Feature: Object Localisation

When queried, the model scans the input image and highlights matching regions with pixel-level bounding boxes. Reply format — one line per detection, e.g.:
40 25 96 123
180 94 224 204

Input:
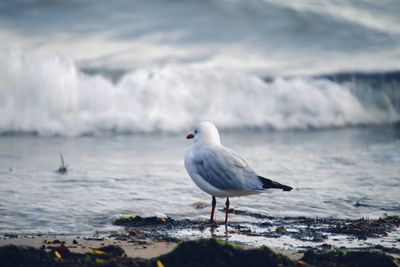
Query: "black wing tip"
258 176 293 192
282 185 293 191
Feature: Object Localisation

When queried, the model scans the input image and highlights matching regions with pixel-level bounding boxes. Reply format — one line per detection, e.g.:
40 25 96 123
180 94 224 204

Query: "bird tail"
258 176 292 191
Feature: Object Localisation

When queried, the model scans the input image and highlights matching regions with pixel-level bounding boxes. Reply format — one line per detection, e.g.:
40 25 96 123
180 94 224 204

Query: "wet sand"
0 236 398 267
0 235 176 259
0 234 306 260
0 214 399 266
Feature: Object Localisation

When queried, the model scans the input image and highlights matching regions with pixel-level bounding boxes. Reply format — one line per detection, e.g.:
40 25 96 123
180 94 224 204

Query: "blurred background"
1 0 399 134
0 0 399 236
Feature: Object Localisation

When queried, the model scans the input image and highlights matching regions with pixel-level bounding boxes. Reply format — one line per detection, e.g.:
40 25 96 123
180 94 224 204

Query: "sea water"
0 126 399 234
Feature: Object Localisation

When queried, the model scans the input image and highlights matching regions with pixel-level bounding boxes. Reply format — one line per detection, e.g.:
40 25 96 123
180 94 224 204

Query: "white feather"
185 122 263 198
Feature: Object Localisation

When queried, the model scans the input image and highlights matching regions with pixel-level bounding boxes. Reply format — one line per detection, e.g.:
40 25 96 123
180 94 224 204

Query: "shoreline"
1 215 399 266
0 235 398 267
0 235 177 259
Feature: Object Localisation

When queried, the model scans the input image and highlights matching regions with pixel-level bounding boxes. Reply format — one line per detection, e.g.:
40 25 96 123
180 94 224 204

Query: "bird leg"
210 196 216 222
224 197 230 225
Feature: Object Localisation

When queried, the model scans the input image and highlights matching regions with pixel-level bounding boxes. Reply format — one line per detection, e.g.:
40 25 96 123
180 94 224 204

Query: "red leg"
210 196 216 222
225 197 230 225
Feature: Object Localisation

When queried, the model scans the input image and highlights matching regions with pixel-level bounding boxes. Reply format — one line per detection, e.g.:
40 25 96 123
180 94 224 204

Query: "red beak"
186 133 194 139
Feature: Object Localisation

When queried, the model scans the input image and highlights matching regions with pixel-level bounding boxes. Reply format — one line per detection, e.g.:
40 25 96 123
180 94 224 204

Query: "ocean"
0 0 399 236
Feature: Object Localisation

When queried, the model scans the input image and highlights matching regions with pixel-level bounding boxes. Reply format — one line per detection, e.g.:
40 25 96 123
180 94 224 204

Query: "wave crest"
0 48 398 136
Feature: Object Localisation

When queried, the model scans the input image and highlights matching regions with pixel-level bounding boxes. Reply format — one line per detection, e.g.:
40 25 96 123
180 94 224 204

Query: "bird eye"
194 129 198 134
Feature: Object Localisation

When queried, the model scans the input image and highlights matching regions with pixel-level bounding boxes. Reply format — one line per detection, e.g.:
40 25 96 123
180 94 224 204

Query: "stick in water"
57 153 68 174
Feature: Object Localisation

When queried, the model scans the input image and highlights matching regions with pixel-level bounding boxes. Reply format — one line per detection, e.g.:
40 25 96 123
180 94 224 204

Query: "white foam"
0 48 398 136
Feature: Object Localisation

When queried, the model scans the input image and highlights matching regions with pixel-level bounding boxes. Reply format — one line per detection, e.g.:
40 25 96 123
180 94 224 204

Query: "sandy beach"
0 233 309 259
0 234 398 266
1 215 399 266
0 235 176 259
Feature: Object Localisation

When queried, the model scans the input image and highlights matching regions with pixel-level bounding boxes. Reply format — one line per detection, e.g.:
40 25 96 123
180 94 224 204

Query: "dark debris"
111 213 400 244
1 239 398 267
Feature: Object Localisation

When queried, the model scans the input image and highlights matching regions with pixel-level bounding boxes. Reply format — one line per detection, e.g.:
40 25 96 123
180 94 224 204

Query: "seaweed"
113 215 175 227
302 248 399 267
112 213 400 244
0 244 145 267
157 239 296 267
1 239 398 267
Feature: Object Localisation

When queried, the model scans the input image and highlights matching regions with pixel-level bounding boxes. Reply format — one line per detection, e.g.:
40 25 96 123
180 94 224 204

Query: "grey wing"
193 146 263 191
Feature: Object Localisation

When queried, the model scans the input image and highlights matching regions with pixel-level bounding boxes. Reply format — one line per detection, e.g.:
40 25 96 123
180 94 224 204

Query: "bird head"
186 121 221 145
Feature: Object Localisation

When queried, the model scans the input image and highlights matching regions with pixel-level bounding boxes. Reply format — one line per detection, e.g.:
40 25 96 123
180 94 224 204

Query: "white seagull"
184 122 292 225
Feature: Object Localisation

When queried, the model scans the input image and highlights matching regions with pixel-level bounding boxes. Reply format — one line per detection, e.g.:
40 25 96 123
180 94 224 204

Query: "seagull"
184 122 292 225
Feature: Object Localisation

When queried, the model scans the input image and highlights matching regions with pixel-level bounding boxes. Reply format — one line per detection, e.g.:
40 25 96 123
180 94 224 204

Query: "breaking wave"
0 48 399 136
